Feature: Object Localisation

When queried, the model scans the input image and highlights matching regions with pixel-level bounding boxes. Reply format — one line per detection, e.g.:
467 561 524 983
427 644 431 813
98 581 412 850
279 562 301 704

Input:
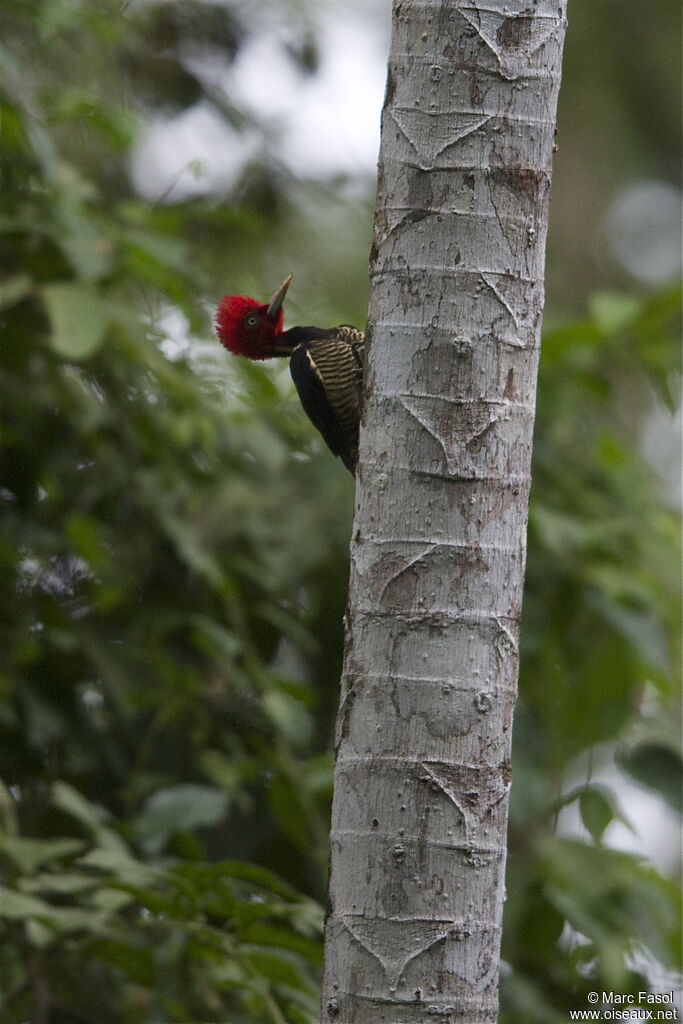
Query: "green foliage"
0 783 322 1023
1 3 349 1019
503 291 682 1021
0 1 680 1022
521 290 681 769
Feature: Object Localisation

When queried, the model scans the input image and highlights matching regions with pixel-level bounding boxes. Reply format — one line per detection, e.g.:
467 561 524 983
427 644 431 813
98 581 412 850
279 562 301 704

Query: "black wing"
289 335 363 473
290 343 350 469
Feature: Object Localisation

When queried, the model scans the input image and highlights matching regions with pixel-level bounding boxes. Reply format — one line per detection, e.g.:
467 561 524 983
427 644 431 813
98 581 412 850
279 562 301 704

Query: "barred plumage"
290 331 365 473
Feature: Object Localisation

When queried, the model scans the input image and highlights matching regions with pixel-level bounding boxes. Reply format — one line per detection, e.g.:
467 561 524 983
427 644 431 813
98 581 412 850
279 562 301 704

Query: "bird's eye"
246 314 258 327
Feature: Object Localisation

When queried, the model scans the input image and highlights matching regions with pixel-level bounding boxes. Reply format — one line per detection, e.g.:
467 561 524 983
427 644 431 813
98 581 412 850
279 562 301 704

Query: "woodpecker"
215 275 364 474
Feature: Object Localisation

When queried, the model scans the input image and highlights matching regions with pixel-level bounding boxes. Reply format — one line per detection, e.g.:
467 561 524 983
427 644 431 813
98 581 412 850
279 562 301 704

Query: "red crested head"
215 275 293 360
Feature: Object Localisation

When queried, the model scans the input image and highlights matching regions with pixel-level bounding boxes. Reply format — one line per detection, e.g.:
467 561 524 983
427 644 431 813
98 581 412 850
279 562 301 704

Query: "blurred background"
0 1 680 1022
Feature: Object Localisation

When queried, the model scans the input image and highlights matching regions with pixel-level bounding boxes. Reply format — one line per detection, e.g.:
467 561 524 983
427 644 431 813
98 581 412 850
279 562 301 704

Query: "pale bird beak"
266 274 293 319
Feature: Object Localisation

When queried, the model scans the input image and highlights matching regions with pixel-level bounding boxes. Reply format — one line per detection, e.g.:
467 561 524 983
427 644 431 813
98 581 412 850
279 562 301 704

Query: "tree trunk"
321 2 567 1022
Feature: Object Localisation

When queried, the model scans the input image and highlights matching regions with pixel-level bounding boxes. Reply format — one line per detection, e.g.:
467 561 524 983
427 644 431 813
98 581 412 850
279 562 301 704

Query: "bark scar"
390 109 492 170
460 7 559 79
481 273 522 330
494 620 518 660
420 761 513 843
420 762 474 840
399 395 506 476
342 915 458 989
377 544 436 604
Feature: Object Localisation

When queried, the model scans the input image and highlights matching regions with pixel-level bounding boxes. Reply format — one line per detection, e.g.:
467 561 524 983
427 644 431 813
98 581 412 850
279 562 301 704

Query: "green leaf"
134 785 229 855
587 587 671 677
26 918 55 948
589 292 641 334
242 948 311 991
89 938 155 986
66 514 106 569
20 871 96 895
618 743 683 813
49 92 135 152
502 881 565 969
52 782 129 855
0 836 84 874
0 889 109 939
43 282 111 358
0 273 33 309
263 690 312 747
76 847 157 886
501 971 569 1024
174 860 302 903
90 887 134 912
579 786 615 842
268 775 312 854
542 838 680 976
240 922 323 966
0 887 52 919
52 781 110 829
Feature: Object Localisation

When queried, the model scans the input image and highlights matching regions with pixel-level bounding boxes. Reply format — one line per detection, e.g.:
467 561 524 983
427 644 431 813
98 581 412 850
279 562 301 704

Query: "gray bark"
321 2 567 1023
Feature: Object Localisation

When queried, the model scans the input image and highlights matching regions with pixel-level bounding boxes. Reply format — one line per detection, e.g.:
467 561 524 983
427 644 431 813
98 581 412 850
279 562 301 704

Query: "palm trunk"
321 1 568 1022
